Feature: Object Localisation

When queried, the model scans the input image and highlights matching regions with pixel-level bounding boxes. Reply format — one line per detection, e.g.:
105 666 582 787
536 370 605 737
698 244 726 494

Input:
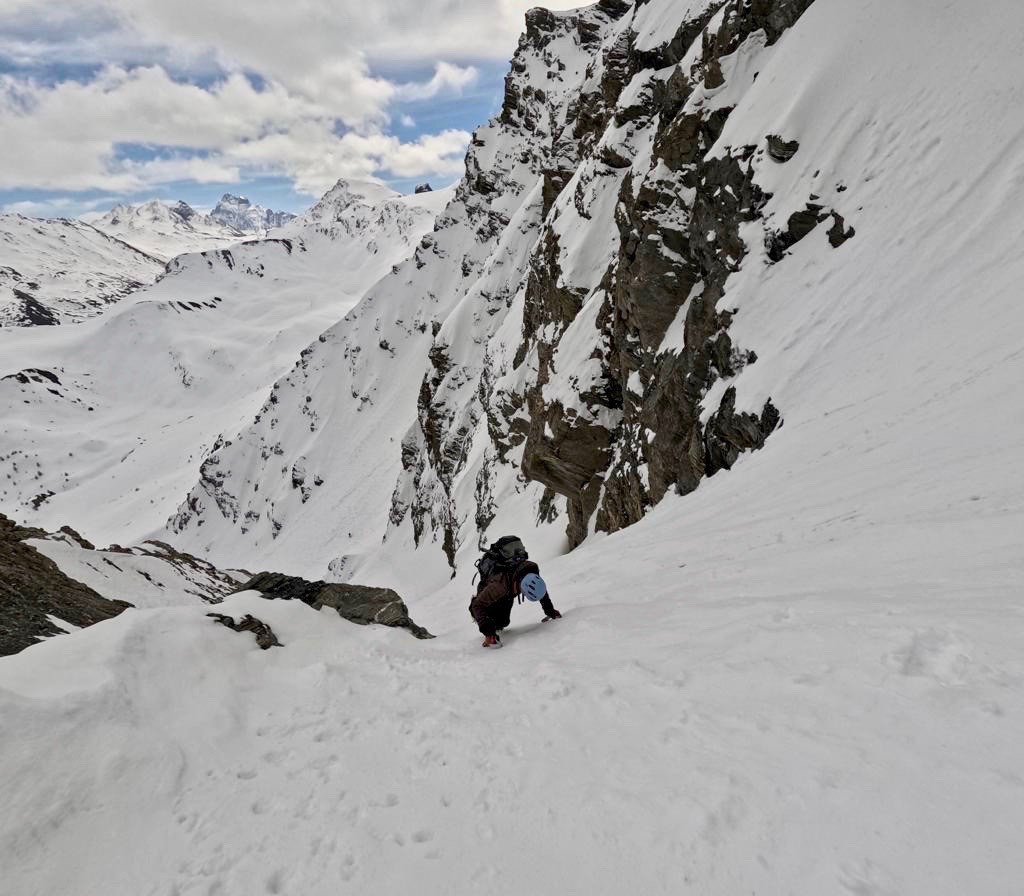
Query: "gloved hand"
542 609 562 622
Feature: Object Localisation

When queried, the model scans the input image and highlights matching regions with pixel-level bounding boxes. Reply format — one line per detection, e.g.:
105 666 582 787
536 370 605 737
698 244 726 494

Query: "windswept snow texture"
0 214 163 325
0 182 448 544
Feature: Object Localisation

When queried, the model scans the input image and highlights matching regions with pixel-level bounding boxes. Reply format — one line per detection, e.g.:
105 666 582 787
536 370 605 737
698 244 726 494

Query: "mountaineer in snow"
469 535 561 648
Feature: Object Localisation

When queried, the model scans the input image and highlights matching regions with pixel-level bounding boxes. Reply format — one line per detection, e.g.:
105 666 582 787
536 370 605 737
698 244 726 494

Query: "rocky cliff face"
398 0 822 554
519 0 817 546
169 0 851 585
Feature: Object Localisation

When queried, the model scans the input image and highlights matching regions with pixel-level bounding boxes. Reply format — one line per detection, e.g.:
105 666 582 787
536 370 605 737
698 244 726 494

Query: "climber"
469 535 561 648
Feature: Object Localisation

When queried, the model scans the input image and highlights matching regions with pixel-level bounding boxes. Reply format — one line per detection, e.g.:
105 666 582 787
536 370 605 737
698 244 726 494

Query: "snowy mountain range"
0 179 450 545
0 194 300 327
207 192 296 233
92 194 296 262
2 0 1024 893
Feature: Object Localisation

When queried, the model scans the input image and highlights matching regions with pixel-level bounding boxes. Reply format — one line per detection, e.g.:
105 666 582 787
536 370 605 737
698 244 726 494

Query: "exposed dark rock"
414 183 433 194
171 200 198 222
58 526 95 550
2 367 61 387
237 571 433 639
766 134 800 162
542 164 575 217
0 513 132 657
827 211 856 248
703 387 781 474
510 0 823 546
135 540 246 601
207 612 281 649
387 0 817 561
635 1 726 70
766 201 829 261
13 290 59 326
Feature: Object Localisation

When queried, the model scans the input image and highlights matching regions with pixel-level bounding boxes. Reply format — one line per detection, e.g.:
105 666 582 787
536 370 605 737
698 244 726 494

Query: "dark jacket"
469 559 557 636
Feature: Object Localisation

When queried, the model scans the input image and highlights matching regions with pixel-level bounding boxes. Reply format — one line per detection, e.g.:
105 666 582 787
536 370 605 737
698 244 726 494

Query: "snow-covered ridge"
0 193 301 327
164 0 627 579
0 214 163 326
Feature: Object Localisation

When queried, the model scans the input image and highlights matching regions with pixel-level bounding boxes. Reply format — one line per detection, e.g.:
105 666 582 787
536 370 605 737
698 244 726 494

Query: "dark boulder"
237 572 433 639
766 134 800 163
207 612 281 649
827 211 856 248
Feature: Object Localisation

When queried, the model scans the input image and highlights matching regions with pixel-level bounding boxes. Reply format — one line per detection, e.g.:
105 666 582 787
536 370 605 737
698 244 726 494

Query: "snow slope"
0 214 163 326
0 466 1020 895
0 182 447 543
26 531 244 609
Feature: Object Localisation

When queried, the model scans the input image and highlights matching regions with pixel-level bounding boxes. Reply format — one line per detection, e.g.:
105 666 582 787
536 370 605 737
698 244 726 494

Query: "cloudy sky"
0 0 580 218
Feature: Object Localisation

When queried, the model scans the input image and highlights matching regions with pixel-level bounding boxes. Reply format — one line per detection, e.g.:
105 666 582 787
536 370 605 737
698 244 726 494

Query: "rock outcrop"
207 611 282 649
518 0 818 544
408 0 816 550
238 572 433 639
0 513 132 657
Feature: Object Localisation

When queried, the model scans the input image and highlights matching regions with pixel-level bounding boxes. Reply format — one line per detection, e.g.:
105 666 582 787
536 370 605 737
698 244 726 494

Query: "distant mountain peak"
209 194 294 234
170 200 198 222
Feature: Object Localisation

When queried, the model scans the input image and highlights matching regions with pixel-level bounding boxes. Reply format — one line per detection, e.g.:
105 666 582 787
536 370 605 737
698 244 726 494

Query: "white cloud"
0 64 473 194
222 124 471 195
382 130 471 178
0 0 583 199
396 62 479 102
1 196 118 218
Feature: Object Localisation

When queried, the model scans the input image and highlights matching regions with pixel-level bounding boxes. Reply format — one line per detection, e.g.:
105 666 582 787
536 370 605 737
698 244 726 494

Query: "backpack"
474 535 528 592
